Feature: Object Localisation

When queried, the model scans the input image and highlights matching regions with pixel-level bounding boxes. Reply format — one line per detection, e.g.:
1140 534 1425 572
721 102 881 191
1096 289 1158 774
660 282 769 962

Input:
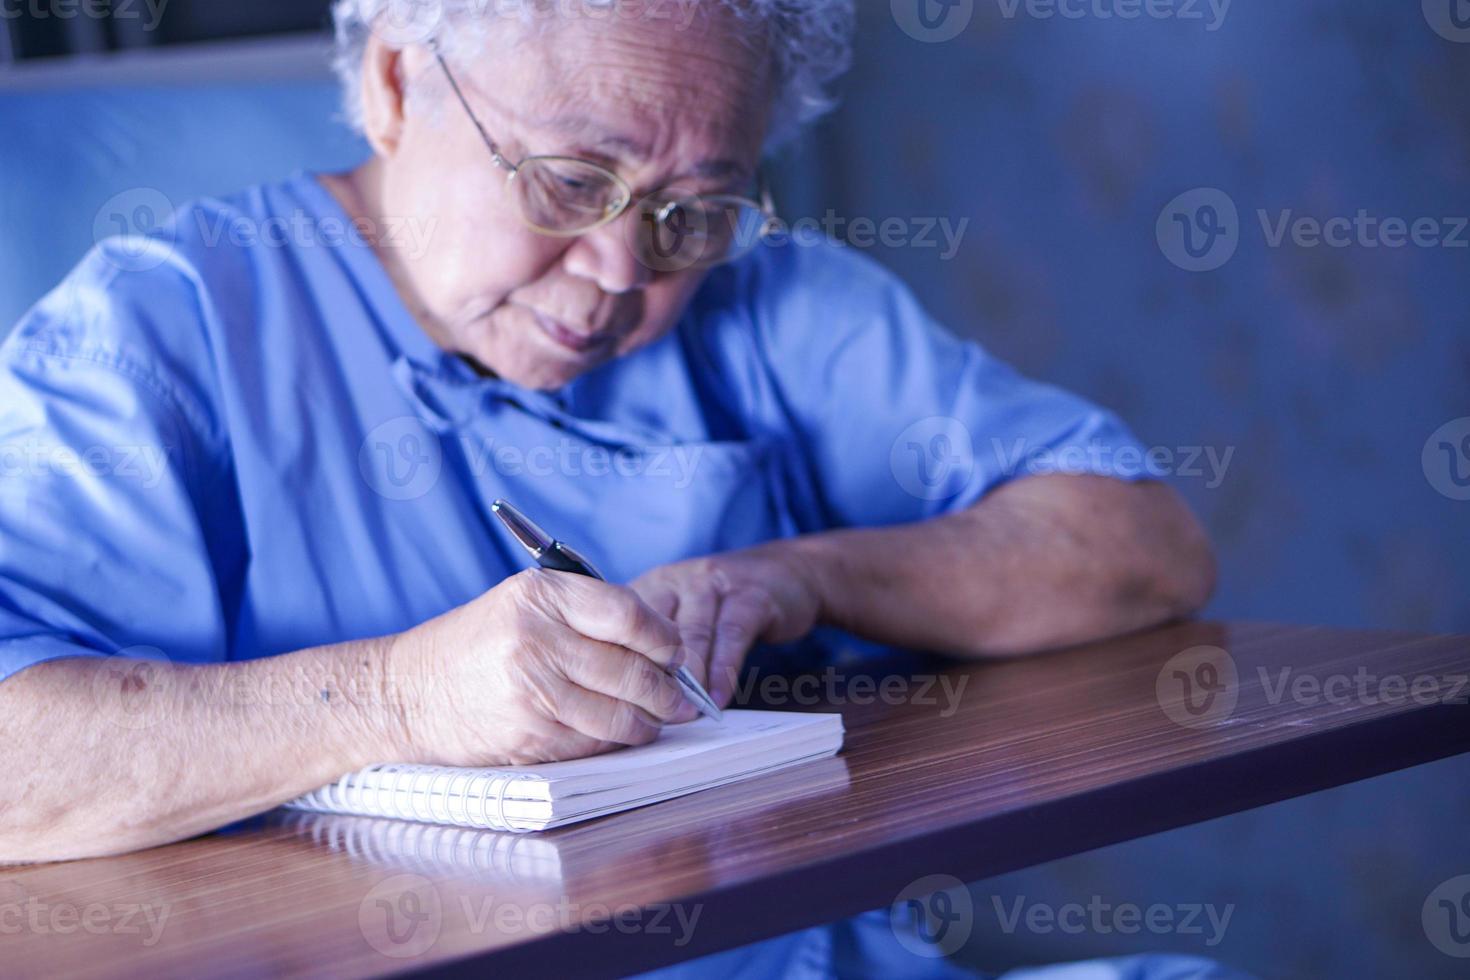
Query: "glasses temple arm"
433 51 518 175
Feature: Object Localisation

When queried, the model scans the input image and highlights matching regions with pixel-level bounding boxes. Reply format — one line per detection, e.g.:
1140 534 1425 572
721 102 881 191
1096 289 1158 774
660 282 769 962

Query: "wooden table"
4 621 1468 978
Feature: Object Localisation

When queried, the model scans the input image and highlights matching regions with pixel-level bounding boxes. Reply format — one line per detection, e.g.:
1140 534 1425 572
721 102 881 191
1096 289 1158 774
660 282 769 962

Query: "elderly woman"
0 0 1230 976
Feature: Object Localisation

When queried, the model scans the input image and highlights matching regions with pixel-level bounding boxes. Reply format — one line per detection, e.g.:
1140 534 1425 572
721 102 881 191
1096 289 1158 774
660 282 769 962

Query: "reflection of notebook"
274 810 567 881
287 711 844 833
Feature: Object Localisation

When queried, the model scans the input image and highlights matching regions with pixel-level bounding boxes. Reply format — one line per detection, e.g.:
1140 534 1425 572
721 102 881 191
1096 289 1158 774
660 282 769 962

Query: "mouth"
529 309 617 355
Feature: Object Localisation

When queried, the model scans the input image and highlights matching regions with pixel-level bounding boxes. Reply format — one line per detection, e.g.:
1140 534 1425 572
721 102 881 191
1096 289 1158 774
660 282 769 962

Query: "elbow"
1146 494 1218 621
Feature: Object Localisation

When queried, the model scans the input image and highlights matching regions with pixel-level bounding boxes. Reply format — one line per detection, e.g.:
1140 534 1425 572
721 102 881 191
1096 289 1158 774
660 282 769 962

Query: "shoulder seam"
7 340 218 452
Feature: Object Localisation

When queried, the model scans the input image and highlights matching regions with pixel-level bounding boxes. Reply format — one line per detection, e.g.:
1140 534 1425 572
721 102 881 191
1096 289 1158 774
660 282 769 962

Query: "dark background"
0 0 331 59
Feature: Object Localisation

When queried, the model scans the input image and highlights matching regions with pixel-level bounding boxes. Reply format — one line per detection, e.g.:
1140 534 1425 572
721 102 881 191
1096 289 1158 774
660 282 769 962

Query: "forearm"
0 637 409 863
786 475 1216 659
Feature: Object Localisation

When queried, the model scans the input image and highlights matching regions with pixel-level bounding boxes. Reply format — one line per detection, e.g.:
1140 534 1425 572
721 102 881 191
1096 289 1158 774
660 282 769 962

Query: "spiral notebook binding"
288 765 543 833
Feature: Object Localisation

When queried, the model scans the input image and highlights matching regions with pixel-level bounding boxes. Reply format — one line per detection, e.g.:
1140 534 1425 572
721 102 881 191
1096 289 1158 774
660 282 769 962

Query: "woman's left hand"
631 543 824 720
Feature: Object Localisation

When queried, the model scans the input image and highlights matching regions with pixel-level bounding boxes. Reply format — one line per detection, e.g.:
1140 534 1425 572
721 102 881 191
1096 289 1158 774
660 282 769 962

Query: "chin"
484 348 605 392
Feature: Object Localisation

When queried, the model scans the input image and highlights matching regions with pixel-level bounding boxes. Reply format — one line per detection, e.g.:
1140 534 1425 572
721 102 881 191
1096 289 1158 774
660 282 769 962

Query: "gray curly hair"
330 0 855 152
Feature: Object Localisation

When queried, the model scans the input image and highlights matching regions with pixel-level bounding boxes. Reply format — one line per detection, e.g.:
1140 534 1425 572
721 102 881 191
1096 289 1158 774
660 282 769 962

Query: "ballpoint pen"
491 498 725 722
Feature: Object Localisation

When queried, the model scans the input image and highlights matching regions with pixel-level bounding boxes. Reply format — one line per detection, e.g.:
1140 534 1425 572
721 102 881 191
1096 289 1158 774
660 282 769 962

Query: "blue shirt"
0 174 1146 681
0 173 1234 980
0 171 1146 681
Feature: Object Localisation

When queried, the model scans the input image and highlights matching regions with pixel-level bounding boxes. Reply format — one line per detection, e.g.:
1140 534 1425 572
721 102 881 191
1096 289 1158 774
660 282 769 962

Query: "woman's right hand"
387 569 688 767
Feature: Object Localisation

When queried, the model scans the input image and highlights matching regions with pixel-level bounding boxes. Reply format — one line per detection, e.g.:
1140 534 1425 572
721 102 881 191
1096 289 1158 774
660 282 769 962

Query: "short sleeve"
741 241 1150 529
0 245 241 683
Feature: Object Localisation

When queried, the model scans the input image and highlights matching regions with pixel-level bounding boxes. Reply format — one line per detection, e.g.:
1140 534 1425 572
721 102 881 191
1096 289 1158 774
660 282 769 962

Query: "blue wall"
790 0 1469 637
778 2 1466 976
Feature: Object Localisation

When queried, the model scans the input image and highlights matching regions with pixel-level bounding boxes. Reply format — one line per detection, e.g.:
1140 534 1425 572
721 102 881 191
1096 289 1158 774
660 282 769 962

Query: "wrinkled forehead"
443 7 775 176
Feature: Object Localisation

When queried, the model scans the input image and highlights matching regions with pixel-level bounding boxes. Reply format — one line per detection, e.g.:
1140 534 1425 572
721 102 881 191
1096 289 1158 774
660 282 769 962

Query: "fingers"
528 570 683 669
634 580 679 621
709 592 776 706
552 632 686 723
669 586 720 722
556 682 664 748
506 718 618 767
671 587 718 683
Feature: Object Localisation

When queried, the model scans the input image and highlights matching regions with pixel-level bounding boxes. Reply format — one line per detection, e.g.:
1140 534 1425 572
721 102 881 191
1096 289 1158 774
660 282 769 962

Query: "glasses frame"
432 51 779 264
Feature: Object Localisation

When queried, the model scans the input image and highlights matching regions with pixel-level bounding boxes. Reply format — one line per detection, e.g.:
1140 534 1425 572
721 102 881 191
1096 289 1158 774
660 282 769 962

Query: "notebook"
274 757 854 880
286 710 844 833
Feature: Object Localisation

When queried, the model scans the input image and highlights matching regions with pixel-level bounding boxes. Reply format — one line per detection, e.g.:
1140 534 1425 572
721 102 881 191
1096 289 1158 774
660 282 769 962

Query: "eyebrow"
542 116 751 183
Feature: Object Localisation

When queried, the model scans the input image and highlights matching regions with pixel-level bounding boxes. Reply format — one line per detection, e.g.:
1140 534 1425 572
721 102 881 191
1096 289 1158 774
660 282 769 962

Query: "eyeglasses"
433 52 780 270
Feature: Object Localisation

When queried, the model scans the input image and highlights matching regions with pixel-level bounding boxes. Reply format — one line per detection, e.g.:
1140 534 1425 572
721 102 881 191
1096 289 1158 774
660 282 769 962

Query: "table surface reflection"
4 621 1468 978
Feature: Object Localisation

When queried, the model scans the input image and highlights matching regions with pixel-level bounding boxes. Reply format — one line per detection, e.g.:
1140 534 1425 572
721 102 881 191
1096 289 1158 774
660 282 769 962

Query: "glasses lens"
636 194 770 271
514 157 628 234
703 197 771 264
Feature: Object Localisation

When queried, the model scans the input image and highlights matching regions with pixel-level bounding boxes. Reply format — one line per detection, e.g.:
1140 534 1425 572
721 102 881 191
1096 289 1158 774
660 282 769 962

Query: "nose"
561 210 655 295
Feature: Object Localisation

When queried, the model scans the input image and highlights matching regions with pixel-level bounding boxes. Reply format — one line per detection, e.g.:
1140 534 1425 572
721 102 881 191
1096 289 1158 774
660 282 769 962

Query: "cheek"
385 126 560 310
416 206 565 317
619 273 709 351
